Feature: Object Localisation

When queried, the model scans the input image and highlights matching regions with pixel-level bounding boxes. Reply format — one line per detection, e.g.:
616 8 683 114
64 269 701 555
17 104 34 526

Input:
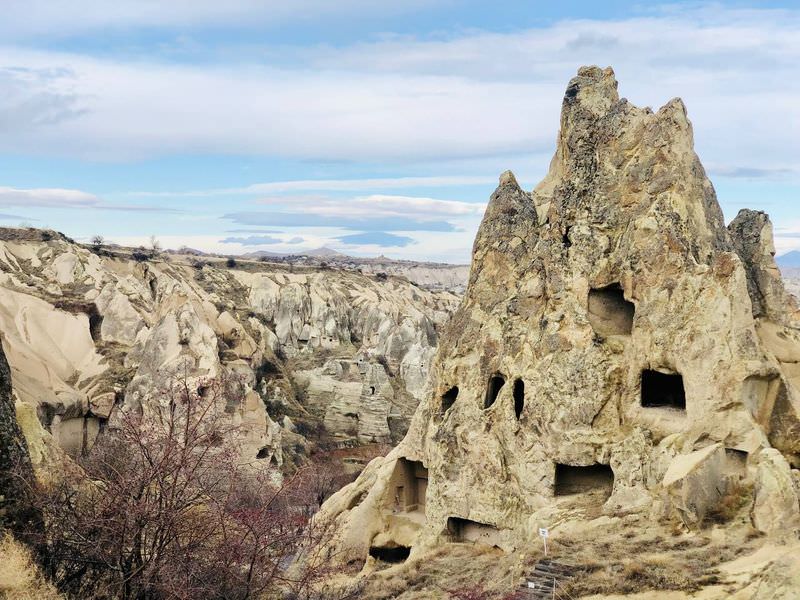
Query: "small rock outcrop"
0 336 40 538
318 67 800 571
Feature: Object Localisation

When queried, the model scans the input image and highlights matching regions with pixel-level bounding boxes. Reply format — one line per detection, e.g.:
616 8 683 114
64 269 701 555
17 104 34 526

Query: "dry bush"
357 544 518 600
705 481 754 524
29 370 352 600
0 534 62 600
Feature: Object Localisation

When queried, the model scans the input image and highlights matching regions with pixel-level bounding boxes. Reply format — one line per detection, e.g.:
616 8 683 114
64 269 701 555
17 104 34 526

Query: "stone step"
535 561 575 573
528 569 572 579
513 559 579 599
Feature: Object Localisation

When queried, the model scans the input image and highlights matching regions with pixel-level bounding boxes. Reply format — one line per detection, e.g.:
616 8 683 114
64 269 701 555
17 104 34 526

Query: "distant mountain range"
242 247 345 259
777 251 800 268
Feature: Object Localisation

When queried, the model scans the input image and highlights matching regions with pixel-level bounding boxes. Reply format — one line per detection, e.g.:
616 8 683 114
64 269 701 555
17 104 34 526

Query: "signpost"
539 527 549 557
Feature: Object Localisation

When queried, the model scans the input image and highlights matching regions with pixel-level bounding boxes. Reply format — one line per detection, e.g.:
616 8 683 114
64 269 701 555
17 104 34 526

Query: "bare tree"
30 372 355 600
90 235 104 251
149 235 162 256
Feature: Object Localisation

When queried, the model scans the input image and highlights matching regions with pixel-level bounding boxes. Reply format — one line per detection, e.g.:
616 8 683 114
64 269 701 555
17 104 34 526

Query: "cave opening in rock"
588 284 634 336
441 386 459 413
369 545 411 563
88 311 103 343
387 458 428 513
554 463 614 497
484 374 505 409
725 448 748 474
255 359 281 384
446 517 502 546
513 379 524 419
641 369 686 409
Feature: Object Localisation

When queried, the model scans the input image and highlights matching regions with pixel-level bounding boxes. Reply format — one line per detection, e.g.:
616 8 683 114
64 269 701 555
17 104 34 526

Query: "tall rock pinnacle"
316 66 800 573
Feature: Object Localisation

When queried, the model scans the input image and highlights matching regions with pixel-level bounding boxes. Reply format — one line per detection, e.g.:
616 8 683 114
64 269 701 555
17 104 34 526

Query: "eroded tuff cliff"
317 67 800 598
0 336 40 538
0 229 458 469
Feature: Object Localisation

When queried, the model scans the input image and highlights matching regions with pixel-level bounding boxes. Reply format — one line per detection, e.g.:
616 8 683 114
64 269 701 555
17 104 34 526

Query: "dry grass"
351 511 767 598
358 544 520 600
0 534 62 600
332 486 768 599
552 516 760 598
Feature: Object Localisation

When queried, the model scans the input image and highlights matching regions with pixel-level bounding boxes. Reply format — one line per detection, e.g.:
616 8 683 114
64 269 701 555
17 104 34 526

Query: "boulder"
751 448 800 534
662 443 726 525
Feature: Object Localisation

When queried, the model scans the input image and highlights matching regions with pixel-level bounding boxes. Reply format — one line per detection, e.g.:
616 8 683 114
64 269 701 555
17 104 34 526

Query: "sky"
0 0 798 263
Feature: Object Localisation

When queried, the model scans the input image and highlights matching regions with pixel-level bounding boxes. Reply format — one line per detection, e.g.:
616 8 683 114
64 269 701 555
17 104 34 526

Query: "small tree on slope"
30 370 354 600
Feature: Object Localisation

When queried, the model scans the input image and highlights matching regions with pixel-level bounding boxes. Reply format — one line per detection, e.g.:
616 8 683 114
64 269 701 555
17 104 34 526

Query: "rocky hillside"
241 249 470 294
0 227 459 470
779 267 800 300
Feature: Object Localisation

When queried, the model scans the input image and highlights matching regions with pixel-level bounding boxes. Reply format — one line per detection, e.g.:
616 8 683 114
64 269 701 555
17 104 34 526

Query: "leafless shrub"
28 372 354 600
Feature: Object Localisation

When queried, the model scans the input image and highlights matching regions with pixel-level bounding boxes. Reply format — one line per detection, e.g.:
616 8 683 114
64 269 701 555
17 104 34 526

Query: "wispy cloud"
0 6 798 173
221 233 318 247
127 176 498 197
0 186 98 207
0 212 32 221
0 3 798 264
224 228 284 234
253 194 485 217
220 234 285 245
223 193 484 233
0 66 87 133
708 166 795 179
337 231 415 247
223 212 457 232
0 186 180 212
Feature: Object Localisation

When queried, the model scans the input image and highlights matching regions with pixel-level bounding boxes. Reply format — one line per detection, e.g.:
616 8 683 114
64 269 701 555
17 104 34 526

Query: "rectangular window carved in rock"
446 517 502 547
554 463 614 498
588 284 635 336
387 458 428 513
641 369 686 409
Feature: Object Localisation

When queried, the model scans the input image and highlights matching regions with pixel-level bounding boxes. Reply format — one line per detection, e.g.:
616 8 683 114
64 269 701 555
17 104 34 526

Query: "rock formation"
0 228 458 466
0 336 41 539
317 66 800 579
241 250 471 294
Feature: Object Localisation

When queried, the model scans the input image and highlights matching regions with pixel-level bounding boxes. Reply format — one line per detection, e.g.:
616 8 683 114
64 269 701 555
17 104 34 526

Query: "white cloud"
0 186 99 207
107 228 476 262
0 49 552 162
0 186 179 212
128 176 498 197
254 194 485 218
0 6 798 174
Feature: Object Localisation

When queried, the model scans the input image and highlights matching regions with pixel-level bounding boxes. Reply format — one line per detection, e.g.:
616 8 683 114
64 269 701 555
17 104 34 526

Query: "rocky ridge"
241 249 470 293
315 67 800 598
0 228 459 469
